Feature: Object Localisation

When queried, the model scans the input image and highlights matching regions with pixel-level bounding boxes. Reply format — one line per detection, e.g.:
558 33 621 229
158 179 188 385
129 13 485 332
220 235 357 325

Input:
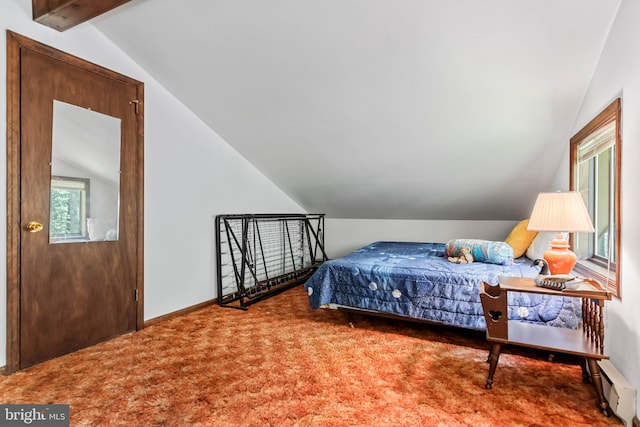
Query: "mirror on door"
49 100 121 243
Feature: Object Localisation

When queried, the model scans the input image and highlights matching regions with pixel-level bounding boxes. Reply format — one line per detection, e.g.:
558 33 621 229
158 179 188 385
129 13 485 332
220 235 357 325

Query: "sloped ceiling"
92 0 620 220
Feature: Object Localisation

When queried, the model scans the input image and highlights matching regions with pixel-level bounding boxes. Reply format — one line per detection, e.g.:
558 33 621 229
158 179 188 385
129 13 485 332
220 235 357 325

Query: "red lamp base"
543 233 577 275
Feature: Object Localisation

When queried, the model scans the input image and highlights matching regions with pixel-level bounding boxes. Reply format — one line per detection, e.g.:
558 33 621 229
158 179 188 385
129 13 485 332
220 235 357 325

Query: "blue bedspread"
306 241 581 330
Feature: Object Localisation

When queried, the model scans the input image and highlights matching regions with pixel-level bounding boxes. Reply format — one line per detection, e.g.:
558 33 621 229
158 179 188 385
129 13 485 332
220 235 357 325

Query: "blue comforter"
306 241 581 330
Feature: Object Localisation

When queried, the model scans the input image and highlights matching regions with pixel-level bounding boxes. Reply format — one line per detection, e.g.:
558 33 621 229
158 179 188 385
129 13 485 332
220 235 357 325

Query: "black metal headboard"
215 213 327 309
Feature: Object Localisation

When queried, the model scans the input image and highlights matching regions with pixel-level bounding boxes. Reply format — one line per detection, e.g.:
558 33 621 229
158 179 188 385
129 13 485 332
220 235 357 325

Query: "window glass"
50 176 90 241
570 98 621 296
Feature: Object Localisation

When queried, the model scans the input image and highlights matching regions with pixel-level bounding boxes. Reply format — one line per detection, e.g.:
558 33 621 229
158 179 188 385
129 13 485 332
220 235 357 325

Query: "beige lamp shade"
527 192 595 233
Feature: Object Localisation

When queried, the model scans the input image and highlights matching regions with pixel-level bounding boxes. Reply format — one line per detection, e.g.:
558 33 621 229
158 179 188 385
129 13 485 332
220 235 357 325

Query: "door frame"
5 31 144 374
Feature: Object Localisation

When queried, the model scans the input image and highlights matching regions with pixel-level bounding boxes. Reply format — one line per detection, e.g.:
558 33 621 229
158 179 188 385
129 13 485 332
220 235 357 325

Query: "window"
570 98 621 296
49 176 90 241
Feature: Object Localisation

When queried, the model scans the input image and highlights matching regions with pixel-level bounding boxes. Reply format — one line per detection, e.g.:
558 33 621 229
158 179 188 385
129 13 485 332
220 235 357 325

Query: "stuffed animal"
448 246 474 264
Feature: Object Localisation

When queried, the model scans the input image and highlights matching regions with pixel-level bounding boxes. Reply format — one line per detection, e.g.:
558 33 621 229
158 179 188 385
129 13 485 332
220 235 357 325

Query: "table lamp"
527 192 595 275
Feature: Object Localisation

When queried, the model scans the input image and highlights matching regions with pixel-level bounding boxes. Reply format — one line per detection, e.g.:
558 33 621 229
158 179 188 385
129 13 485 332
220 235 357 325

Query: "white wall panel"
326 218 517 258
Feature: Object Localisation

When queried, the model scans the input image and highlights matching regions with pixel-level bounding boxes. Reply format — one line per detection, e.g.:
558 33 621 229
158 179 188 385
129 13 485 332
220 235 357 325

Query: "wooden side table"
479 276 612 415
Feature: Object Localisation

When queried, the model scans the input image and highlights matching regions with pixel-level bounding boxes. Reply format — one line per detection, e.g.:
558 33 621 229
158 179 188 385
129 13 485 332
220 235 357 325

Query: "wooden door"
6 32 144 371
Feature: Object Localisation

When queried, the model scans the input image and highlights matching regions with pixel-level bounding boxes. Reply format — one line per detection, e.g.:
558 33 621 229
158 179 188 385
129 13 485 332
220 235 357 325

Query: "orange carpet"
0 286 622 426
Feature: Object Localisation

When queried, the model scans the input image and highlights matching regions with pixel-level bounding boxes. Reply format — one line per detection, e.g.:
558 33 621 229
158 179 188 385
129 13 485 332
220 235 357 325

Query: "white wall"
326 218 518 258
0 0 304 367
554 0 640 416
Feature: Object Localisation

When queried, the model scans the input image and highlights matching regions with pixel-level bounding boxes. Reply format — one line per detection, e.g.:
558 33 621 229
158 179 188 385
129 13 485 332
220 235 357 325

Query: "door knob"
25 221 44 233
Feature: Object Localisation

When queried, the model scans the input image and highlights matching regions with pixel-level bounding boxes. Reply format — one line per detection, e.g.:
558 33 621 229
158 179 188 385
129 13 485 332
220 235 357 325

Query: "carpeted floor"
0 285 622 426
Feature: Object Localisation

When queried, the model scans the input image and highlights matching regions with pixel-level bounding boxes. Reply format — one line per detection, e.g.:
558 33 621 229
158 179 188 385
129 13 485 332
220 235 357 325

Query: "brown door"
8 33 144 370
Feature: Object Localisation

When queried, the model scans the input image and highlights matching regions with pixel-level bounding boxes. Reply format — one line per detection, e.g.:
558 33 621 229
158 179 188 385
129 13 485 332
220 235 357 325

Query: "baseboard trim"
144 298 217 327
633 415 639 427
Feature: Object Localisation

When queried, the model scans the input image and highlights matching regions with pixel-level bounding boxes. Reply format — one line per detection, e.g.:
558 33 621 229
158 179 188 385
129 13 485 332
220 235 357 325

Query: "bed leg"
344 311 355 328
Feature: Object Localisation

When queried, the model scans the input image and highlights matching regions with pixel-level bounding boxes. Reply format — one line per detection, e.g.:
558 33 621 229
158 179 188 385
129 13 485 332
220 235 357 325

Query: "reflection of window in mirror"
51 100 122 244
50 176 90 242
570 98 621 296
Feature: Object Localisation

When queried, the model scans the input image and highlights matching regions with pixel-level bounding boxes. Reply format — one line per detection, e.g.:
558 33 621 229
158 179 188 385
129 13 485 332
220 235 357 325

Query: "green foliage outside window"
50 189 83 236
49 177 89 239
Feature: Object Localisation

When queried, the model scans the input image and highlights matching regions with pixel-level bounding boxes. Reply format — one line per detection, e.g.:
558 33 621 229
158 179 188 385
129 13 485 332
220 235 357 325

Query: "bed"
305 241 582 331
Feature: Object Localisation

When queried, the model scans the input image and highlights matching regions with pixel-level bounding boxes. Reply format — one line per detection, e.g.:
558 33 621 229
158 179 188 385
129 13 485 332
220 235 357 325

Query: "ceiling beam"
32 0 131 32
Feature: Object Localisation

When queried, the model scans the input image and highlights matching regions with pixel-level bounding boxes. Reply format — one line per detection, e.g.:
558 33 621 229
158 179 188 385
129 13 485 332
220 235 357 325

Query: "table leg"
579 358 591 384
586 358 610 416
485 342 502 389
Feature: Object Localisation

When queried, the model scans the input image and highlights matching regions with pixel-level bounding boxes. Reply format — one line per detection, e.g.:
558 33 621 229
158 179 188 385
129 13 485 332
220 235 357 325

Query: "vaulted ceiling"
91 0 620 220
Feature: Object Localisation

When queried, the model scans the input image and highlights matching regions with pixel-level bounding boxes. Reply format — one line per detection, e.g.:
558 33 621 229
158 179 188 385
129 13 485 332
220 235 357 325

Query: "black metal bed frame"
215 213 328 310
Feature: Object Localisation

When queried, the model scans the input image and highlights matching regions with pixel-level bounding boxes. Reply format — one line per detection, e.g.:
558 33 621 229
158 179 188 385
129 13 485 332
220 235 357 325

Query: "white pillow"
87 218 116 241
526 232 568 260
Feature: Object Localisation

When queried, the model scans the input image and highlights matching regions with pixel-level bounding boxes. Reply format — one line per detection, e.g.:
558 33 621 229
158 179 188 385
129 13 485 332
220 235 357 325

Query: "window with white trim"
49 176 90 241
570 98 621 296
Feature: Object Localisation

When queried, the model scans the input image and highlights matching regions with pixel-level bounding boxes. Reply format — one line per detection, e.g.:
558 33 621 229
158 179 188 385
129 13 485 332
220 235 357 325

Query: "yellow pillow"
505 219 538 258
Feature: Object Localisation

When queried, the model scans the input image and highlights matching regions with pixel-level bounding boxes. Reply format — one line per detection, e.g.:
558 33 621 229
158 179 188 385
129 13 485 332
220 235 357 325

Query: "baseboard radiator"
215 213 328 309
598 360 637 426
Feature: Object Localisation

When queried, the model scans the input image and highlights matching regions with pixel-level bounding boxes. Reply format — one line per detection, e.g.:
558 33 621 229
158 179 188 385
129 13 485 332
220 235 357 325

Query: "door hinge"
134 289 139 301
129 99 140 114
